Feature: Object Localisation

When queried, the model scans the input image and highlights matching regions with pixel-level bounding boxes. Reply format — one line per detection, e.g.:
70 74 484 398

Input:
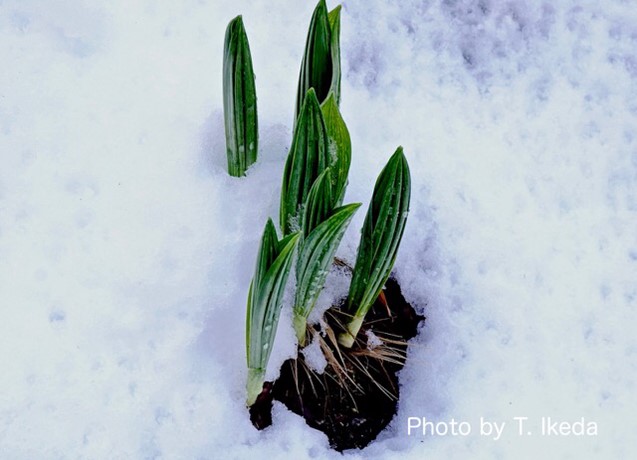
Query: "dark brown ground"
249 277 424 451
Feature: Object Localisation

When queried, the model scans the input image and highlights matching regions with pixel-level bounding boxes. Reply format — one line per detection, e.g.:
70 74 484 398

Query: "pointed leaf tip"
295 0 333 120
280 85 330 235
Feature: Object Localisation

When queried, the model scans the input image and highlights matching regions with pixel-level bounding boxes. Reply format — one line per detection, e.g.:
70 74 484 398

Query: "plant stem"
337 315 364 348
293 313 308 346
246 367 265 406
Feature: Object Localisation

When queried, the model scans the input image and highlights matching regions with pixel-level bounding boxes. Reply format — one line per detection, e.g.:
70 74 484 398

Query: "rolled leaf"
246 219 300 405
302 168 334 237
223 15 258 177
320 92 351 206
294 0 332 121
293 202 361 344
280 88 330 235
327 6 342 104
339 147 411 347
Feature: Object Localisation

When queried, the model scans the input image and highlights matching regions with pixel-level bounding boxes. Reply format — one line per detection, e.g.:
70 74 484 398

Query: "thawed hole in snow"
249 277 424 451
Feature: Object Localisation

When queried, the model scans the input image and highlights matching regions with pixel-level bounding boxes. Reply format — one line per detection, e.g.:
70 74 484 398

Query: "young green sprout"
327 6 342 104
246 219 300 406
295 0 342 121
320 92 350 207
237 1 411 414
280 88 330 236
223 15 258 177
281 87 355 345
338 148 411 348
293 168 360 345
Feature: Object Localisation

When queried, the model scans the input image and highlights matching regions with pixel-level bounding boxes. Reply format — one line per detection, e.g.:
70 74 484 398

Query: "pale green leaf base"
337 315 364 348
246 368 265 406
293 313 308 347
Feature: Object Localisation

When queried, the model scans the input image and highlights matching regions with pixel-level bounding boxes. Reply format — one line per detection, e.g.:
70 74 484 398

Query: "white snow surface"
1 0 636 458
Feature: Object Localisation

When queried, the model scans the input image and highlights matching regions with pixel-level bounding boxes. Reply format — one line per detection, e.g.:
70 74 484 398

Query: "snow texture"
1 0 636 458
300 333 327 374
365 330 383 350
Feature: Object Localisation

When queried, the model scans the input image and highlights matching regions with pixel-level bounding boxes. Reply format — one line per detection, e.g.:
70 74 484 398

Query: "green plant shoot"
338 148 411 348
302 168 335 237
327 5 342 104
287 92 354 344
223 15 258 177
280 88 330 235
295 0 342 121
320 92 350 207
246 219 300 405
293 170 361 344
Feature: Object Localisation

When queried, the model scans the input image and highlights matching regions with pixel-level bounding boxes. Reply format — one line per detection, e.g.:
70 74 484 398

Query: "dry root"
294 307 411 404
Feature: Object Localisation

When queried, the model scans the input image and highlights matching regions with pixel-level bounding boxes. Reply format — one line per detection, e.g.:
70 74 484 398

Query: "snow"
365 330 383 350
301 333 328 374
1 0 636 458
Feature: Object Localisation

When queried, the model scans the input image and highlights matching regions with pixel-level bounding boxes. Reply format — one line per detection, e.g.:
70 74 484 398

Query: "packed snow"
1 0 636 458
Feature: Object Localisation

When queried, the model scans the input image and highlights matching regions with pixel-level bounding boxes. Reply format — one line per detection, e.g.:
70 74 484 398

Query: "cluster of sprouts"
221 1 411 407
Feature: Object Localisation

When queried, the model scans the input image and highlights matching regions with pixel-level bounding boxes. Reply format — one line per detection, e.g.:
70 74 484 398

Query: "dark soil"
249 277 424 451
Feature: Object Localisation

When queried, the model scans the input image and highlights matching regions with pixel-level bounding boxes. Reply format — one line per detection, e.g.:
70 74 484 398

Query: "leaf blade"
327 5 342 104
223 15 258 177
295 0 332 121
293 203 361 343
320 92 351 206
339 148 411 347
302 168 334 237
246 220 300 405
280 89 330 235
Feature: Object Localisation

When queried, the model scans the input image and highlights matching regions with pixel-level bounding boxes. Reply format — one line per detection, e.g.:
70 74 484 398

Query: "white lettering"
514 416 528 435
407 417 421 435
406 417 471 436
480 417 506 440
542 417 599 436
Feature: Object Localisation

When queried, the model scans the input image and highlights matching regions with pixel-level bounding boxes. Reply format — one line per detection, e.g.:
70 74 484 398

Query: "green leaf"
280 88 330 235
246 219 300 405
320 92 351 206
302 168 334 237
295 0 332 121
327 6 342 105
293 202 361 344
223 15 258 177
251 218 278 293
339 147 411 347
